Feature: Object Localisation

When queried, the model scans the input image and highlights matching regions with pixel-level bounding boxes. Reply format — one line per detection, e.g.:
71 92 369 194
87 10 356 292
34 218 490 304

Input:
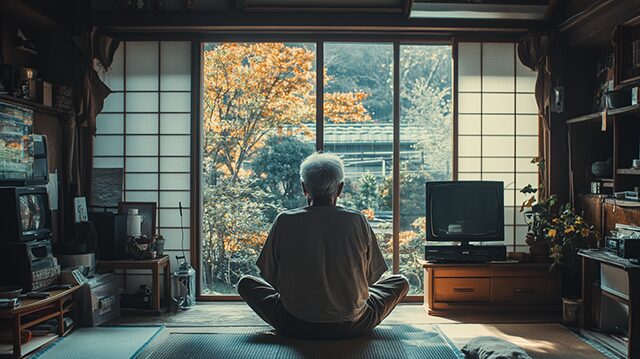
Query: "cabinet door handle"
514 288 534 294
453 288 475 293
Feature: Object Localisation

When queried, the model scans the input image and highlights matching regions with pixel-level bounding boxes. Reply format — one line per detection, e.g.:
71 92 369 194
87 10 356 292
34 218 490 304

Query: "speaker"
88 212 127 260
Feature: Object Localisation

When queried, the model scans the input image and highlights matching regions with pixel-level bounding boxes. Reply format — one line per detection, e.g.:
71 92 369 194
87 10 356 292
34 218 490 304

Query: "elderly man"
238 152 409 339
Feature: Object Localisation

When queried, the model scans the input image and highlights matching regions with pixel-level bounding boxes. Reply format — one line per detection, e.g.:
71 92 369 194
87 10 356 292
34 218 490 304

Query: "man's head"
299 152 345 204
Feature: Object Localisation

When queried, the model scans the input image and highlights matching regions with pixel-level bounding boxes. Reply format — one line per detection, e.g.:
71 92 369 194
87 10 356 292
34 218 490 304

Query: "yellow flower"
564 226 575 234
548 229 557 238
581 228 590 237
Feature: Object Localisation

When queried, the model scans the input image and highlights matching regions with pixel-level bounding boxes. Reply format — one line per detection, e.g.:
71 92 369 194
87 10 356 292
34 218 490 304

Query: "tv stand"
425 243 506 263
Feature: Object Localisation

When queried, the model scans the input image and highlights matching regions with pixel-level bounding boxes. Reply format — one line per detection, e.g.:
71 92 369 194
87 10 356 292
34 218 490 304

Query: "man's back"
257 206 387 323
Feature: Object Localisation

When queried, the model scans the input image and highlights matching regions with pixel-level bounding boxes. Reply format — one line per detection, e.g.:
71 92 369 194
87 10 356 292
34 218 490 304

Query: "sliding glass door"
200 41 454 297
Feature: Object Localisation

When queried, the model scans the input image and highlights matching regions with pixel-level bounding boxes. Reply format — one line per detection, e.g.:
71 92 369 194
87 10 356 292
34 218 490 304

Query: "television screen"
19 193 47 232
426 181 504 242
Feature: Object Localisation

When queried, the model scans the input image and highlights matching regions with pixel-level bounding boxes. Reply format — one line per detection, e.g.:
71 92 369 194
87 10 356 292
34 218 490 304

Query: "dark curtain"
63 27 119 240
517 31 552 199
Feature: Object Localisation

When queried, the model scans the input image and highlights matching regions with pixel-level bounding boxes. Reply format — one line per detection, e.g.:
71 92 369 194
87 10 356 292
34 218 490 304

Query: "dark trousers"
237 274 410 340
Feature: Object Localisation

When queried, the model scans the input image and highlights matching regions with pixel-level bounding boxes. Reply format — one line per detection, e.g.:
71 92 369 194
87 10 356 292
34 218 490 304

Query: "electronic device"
0 186 52 243
89 211 127 260
0 298 19 309
424 244 507 263
28 134 48 185
605 224 640 261
0 239 60 292
424 181 506 263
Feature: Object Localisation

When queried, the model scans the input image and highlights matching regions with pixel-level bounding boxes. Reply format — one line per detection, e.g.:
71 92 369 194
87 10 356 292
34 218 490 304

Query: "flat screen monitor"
426 181 504 243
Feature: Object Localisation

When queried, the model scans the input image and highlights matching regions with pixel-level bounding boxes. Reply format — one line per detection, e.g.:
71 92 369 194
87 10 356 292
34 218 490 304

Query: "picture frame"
118 201 156 238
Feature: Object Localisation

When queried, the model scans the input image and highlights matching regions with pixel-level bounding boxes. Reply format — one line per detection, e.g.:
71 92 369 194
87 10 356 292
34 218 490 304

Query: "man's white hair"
300 152 345 198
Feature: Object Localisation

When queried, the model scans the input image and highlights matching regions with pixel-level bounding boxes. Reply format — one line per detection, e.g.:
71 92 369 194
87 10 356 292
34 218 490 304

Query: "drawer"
434 278 490 302
492 277 557 304
434 268 491 278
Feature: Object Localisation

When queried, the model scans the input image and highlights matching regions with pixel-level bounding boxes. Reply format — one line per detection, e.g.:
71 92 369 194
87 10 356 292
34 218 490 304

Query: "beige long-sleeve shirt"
256 206 388 323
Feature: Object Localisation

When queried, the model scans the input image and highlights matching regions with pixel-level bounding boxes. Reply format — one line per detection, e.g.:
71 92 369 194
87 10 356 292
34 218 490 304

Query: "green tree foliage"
252 135 315 220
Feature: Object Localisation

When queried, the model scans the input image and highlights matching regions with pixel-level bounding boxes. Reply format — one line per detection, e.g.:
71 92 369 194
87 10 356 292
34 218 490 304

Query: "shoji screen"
456 42 538 252
95 41 192 279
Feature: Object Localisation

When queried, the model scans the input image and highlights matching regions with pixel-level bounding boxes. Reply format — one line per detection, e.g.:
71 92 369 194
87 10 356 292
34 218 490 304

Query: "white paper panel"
93 157 124 169
515 226 529 245
458 115 481 135
160 157 191 172
482 136 514 157
483 115 514 135
516 59 536 93
482 93 514 114
126 114 158 134
515 189 530 207
125 191 159 203
160 114 191 134
458 157 481 172
126 158 158 172
126 93 158 112
160 191 190 208
458 136 481 157
482 157 514 172
458 43 481 92
94 136 124 156
160 135 190 156
106 44 124 91
516 115 538 135
458 93 481 114
160 92 191 112
515 136 538 157
160 173 190 190
504 189 516 206
159 209 190 228
125 174 158 190
160 42 191 91
504 225 514 245
516 157 538 172
482 43 515 92
458 172 481 180
160 229 191 250
126 42 159 91
96 114 124 135
103 93 124 113
516 173 538 190
126 136 158 156
515 210 527 225
483 173 514 187
504 206 515 226
516 94 538 114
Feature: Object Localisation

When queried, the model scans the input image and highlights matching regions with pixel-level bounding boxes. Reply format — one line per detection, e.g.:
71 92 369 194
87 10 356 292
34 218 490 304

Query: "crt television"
0 186 52 242
426 181 504 244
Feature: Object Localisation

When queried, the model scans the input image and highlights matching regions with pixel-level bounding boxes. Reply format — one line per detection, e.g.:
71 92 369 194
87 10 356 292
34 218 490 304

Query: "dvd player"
425 244 507 263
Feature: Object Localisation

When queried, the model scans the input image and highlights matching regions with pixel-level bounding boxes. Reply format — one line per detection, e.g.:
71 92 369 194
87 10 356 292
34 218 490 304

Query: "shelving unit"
0 95 70 118
617 168 640 175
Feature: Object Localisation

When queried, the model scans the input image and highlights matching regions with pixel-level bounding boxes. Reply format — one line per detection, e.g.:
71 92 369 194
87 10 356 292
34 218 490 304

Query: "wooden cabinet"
422 262 561 314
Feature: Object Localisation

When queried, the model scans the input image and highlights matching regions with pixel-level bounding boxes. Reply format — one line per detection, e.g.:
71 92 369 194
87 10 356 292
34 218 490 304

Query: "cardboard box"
76 273 120 327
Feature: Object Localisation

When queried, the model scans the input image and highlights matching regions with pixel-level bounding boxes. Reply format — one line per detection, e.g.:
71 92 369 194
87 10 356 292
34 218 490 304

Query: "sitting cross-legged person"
238 152 409 340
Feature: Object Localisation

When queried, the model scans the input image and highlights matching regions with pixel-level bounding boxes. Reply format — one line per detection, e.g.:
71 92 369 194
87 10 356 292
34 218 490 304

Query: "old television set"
425 181 505 263
0 186 52 243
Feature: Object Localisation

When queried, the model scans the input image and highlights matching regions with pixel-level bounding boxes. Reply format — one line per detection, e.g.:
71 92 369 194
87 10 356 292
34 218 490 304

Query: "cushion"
461 336 533 359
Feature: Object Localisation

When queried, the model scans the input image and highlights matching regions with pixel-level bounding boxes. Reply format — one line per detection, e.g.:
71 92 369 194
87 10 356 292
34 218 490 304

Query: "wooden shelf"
0 333 58 357
617 168 640 175
0 95 70 118
616 75 640 90
567 104 640 124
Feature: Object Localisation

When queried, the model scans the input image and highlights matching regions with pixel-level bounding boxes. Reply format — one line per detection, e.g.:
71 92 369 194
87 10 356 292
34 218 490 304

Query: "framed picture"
118 201 156 238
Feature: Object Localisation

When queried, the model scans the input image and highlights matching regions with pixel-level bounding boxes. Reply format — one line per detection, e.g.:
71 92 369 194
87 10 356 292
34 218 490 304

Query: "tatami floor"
111 303 611 358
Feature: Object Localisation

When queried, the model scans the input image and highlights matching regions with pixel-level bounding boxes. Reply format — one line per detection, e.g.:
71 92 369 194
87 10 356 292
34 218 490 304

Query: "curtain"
518 31 552 199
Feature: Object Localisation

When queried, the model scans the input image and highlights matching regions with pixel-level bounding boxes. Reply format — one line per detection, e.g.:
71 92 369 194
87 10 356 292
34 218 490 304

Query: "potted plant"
520 157 557 259
544 203 599 327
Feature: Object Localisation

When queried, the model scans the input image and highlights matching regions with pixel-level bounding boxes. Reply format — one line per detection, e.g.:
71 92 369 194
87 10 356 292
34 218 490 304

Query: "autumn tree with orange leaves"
201 43 371 293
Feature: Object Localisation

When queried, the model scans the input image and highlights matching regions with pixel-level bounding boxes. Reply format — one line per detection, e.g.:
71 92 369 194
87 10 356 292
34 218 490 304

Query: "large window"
200 42 453 296
456 42 538 252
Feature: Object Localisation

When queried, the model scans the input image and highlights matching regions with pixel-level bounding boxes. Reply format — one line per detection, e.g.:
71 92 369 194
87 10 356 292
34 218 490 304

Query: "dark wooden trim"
244 6 403 14
316 41 324 152
191 40 203 295
452 39 459 180
392 42 401 274
402 0 414 18
558 0 616 33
